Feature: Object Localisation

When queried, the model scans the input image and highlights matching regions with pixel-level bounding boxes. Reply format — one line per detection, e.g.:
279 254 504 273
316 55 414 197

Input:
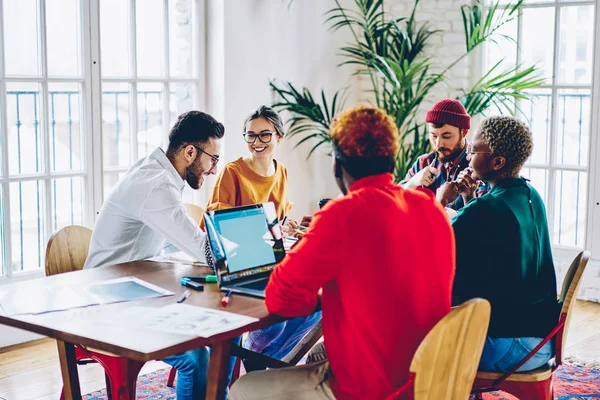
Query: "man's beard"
185 158 205 189
436 140 466 163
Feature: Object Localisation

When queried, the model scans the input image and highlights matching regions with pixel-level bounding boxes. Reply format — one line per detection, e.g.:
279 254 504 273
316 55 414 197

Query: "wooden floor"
0 300 599 400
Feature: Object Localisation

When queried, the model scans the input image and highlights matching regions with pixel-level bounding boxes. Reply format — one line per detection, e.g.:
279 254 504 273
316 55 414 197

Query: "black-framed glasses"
467 150 493 156
243 132 274 144
194 145 219 167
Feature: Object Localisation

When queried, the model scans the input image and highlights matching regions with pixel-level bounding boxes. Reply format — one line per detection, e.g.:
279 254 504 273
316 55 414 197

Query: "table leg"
206 340 232 400
57 340 82 400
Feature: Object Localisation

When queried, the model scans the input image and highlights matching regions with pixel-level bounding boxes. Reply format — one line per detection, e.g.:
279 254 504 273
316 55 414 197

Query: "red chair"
45 226 174 399
472 250 590 400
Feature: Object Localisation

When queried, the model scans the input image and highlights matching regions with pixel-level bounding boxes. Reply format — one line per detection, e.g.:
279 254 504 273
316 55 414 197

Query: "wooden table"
0 261 282 400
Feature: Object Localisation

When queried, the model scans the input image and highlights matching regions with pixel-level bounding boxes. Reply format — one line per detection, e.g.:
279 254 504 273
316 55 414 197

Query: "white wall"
204 0 358 219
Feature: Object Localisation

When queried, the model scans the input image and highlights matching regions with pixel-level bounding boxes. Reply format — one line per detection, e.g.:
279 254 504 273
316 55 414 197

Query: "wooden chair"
184 203 205 225
45 225 92 276
385 298 491 400
46 225 145 400
472 250 591 400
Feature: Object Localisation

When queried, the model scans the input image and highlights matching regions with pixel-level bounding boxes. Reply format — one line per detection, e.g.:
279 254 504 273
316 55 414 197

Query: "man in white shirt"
84 110 224 400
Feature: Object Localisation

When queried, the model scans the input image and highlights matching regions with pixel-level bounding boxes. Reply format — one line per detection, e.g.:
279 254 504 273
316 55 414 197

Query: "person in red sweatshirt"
229 105 456 400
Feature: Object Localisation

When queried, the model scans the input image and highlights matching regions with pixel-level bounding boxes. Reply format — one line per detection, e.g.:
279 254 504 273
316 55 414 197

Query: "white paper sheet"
94 303 259 338
0 277 173 316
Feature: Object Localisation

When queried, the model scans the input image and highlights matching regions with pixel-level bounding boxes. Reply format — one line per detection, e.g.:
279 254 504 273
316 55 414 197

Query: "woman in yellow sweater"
205 105 298 232
206 105 321 371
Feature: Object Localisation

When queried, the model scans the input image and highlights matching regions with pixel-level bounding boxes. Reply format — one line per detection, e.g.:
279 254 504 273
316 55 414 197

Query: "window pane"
170 82 195 126
10 180 45 272
46 0 82 77
103 172 126 201
51 177 85 231
169 0 194 77
557 6 594 85
3 0 41 76
102 83 131 168
138 83 165 159
520 167 548 205
553 170 586 248
136 0 164 77
521 7 555 82
0 186 5 276
554 89 590 167
518 90 551 165
484 17 517 71
6 83 44 175
49 83 83 172
100 0 131 77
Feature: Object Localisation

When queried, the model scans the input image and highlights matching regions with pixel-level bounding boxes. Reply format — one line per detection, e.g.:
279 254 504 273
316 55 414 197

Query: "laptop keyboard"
236 280 268 291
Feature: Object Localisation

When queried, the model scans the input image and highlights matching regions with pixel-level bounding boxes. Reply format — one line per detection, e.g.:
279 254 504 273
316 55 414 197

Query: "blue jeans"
162 336 241 400
244 311 322 370
478 337 553 372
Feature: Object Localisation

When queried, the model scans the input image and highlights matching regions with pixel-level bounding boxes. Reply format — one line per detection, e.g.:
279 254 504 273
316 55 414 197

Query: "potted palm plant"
270 0 544 181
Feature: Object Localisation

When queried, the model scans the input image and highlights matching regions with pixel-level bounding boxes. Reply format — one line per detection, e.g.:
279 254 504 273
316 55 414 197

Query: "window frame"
0 0 206 279
482 0 598 257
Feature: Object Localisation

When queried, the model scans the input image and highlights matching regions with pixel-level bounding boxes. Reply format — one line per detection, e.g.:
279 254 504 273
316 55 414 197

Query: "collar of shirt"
348 173 394 192
150 147 186 191
490 177 528 192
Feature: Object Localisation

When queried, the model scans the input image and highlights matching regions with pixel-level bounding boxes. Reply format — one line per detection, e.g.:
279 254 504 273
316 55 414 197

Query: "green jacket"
452 177 559 338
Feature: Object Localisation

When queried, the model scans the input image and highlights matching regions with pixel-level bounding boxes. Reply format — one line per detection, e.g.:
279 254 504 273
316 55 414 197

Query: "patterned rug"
83 365 600 399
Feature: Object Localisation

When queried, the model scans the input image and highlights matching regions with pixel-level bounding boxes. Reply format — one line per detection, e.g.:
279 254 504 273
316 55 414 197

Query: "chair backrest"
556 250 590 364
410 298 491 400
184 203 205 225
45 225 93 276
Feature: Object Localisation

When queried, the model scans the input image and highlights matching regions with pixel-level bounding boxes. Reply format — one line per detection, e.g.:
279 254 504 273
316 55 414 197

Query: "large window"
0 0 203 278
484 0 596 249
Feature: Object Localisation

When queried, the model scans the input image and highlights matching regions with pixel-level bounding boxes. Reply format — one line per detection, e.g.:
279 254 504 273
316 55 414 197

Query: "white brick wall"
355 0 477 123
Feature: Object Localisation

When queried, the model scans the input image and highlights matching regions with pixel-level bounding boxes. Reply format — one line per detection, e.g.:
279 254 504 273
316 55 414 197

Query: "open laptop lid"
203 202 285 285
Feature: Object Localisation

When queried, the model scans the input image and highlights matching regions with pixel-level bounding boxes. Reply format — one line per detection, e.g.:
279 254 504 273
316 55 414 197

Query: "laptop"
203 202 285 298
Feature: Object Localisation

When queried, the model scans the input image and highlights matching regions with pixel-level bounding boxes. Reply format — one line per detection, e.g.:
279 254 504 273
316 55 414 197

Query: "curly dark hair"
330 105 399 179
167 111 225 155
478 116 533 176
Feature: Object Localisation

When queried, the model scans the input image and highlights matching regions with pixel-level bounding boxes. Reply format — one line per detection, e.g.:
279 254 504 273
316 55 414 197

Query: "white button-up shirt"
84 147 206 269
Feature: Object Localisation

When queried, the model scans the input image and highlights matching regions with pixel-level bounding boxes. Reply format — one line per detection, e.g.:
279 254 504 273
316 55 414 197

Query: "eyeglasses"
467 150 493 156
243 132 274 144
194 145 219 168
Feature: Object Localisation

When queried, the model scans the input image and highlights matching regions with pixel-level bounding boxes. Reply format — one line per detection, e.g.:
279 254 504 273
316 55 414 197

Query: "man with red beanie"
400 98 490 209
229 106 455 400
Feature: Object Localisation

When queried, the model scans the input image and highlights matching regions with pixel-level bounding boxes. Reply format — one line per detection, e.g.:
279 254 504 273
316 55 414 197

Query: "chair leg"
166 366 177 388
105 372 112 399
97 356 145 400
230 357 241 387
497 378 553 400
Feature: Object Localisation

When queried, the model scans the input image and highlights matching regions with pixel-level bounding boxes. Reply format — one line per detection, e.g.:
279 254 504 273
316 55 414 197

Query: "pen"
280 216 288 226
177 290 191 303
221 290 232 307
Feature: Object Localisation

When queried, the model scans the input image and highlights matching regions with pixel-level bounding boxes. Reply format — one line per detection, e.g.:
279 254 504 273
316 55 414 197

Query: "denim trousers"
162 336 241 400
243 311 322 371
478 336 553 372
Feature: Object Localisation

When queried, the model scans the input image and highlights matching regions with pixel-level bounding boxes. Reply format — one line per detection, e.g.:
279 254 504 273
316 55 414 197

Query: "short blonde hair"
329 105 399 158
478 116 533 176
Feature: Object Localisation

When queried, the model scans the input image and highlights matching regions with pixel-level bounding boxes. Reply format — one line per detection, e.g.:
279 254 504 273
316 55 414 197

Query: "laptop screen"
204 203 285 283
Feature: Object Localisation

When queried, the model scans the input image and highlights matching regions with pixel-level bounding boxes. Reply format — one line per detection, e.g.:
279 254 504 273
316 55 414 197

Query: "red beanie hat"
425 99 470 130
